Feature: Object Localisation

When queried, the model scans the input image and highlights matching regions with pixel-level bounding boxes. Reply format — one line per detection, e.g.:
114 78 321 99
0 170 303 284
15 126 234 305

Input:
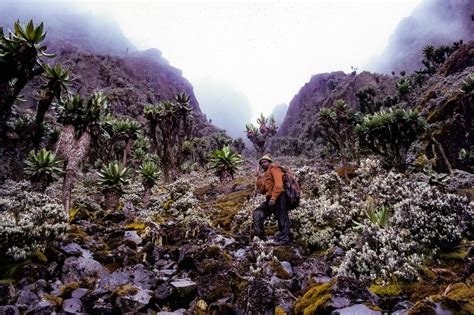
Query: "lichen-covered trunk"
56 124 91 215
122 139 133 166
143 187 151 208
104 190 119 210
31 91 55 149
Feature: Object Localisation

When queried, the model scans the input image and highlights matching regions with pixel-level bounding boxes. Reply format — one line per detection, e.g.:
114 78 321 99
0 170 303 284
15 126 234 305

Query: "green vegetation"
0 20 55 136
97 161 131 209
245 113 277 157
24 148 63 192
356 108 426 172
209 145 243 181
56 92 109 214
144 92 194 183
139 161 161 207
317 99 359 178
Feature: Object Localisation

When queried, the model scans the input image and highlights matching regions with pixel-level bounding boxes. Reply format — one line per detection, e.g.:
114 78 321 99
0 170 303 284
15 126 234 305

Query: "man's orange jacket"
256 164 284 201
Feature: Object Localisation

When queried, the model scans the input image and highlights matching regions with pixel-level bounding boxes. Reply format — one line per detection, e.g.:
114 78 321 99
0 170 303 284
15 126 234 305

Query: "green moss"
370 280 406 296
427 96 459 124
125 222 145 230
42 294 63 307
275 306 287 314
59 282 80 298
30 250 48 264
294 280 335 315
211 188 253 231
438 248 468 260
163 199 173 211
69 225 91 243
441 276 474 314
408 300 437 315
269 258 291 280
113 284 139 297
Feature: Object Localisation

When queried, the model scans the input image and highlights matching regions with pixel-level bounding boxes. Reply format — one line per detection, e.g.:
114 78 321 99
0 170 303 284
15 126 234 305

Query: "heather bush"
281 158 472 280
336 225 423 281
0 180 68 260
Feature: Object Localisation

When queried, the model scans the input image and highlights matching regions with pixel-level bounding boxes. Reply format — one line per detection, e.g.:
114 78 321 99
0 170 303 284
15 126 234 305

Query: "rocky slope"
0 162 471 314
278 71 397 138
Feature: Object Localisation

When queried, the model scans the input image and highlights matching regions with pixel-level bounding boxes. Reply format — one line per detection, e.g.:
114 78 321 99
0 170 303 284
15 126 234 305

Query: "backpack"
278 166 301 210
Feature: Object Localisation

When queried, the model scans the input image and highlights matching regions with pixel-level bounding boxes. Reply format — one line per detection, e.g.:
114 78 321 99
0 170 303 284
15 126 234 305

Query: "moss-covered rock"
293 280 334 315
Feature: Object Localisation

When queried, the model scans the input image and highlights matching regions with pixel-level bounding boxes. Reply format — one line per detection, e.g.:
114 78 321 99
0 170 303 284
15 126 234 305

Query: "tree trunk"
123 139 132 166
104 191 119 210
143 187 151 208
432 137 453 175
56 124 92 215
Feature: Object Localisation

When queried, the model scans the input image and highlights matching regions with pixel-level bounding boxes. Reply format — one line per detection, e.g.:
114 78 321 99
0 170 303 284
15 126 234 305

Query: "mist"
367 0 474 73
0 1 135 56
271 103 288 128
193 79 252 139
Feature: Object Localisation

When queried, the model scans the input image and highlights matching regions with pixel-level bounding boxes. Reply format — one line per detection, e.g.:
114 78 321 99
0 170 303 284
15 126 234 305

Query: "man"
253 154 292 245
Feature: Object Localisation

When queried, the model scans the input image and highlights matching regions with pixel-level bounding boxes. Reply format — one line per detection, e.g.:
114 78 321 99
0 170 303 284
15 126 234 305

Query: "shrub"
209 145 243 181
356 108 426 172
97 162 131 209
24 148 64 192
0 180 68 260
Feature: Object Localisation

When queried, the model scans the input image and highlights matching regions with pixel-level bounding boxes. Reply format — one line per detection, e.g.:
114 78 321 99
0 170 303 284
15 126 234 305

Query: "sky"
47 0 423 120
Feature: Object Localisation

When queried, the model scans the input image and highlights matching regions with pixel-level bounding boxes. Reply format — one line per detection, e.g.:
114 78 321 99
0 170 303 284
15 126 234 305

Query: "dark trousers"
252 194 291 242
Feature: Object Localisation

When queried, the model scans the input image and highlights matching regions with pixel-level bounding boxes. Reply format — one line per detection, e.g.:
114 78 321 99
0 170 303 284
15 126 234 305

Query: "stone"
124 230 142 245
61 243 93 258
171 280 197 297
114 287 152 313
25 300 55 314
71 288 89 299
96 264 156 291
154 282 174 301
331 303 382 315
0 305 19 315
62 256 110 284
280 261 293 275
16 290 39 306
63 298 83 313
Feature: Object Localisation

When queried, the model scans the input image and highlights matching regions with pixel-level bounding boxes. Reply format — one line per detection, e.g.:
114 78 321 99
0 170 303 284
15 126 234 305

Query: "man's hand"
269 199 275 206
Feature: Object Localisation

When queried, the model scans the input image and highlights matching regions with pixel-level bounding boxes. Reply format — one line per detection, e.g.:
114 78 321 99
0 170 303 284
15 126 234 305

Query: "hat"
259 154 273 164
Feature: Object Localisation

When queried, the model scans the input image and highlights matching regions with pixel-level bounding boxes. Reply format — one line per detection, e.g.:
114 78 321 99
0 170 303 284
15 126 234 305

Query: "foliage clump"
356 108 426 172
24 148 63 192
285 159 472 281
209 145 243 181
0 180 67 260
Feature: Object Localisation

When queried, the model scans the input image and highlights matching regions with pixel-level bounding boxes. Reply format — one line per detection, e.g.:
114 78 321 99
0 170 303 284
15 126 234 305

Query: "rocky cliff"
368 0 474 73
278 71 397 138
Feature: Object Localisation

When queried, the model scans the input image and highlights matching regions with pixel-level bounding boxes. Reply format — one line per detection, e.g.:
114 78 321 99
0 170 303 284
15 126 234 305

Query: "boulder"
63 298 83 313
62 256 110 284
171 280 197 298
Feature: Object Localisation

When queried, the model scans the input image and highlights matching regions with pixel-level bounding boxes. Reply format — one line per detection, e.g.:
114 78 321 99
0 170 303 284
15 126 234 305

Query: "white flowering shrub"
70 171 102 212
231 194 266 237
120 178 145 207
336 225 423 281
248 238 274 276
393 187 471 251
137 174 213 240
177 207 213 239
0 180 68 260
286 158 472 280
